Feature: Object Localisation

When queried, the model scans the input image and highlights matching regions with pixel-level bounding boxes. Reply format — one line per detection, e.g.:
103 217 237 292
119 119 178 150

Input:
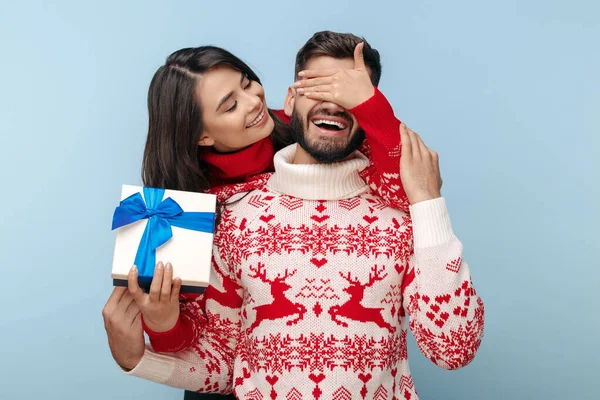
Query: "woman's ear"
283 86 296 117
198 134 215 147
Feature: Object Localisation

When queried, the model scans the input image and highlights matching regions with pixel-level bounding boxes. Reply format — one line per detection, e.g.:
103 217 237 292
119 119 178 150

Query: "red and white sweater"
128 145 485 399
139 88 410 358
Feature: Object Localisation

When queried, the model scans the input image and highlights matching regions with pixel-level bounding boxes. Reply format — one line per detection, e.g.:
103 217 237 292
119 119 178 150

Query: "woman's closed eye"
226 101 237 113
225 76 253 112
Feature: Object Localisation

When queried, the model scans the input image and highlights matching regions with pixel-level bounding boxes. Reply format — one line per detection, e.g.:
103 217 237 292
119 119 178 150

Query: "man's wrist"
118 355 143 371
409 191 442 205
409 197 455 248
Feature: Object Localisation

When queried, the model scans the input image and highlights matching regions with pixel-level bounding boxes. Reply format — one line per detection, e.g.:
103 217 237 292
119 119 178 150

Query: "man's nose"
317 101 346 114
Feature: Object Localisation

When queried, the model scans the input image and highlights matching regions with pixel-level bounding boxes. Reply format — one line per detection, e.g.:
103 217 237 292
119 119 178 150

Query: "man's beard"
289 107 365 164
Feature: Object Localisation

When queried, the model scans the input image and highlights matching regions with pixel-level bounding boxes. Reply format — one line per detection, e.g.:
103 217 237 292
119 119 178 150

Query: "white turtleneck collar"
267 144 370 201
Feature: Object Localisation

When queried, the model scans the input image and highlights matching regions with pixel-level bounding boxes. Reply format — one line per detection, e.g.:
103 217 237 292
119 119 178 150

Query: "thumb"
353 42 366 70
399 123 412 159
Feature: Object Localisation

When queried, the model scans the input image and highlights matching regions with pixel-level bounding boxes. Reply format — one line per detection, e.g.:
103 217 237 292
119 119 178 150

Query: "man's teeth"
247 109 265 128
313 119 347 129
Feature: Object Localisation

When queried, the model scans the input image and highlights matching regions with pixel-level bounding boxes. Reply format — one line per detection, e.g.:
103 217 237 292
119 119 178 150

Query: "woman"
142 46 294 194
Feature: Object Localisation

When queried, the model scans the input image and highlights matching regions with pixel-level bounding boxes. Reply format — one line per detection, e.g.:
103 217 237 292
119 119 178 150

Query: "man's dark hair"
294 31 382 86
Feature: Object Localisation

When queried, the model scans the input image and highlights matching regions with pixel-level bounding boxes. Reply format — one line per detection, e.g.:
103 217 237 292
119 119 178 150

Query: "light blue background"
0 0 598 399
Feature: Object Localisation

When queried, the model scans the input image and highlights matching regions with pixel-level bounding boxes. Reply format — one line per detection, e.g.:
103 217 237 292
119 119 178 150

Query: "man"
103 32 484 399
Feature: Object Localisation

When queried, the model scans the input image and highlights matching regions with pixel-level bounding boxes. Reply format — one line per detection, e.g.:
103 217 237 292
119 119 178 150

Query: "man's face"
286 56 366 163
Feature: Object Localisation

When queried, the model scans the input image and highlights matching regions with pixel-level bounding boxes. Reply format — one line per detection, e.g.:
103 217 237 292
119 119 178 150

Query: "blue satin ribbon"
111 187 215 280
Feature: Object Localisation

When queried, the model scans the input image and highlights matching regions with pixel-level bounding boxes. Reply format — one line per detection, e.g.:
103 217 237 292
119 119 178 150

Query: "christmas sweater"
128 144 485 399
141 88 412 354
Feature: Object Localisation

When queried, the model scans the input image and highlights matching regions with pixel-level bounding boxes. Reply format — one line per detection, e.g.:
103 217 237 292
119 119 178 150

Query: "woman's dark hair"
142 46 292 193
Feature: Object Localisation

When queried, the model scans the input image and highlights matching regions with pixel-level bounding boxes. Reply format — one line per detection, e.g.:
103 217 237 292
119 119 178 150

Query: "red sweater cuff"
349 87 401 148
143 314 189 353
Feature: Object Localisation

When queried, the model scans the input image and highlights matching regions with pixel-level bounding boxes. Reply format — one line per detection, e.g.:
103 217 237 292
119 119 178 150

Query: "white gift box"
111 184 216 293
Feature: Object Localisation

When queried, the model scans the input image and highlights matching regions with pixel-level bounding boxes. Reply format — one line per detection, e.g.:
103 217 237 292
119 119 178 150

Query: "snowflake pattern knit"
128 145 484 399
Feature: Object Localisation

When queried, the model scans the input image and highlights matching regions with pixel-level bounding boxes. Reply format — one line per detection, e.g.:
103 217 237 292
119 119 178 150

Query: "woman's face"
196 65 274 153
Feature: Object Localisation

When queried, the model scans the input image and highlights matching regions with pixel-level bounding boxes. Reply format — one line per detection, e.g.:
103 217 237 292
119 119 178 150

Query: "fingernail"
130 265 137 273
294 81 301 87
157 262 164 270
299 71 306 77
165 263 172 271
297 88 305 94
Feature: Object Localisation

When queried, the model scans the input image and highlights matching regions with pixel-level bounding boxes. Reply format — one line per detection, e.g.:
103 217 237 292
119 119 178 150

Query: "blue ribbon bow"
111 187 215 280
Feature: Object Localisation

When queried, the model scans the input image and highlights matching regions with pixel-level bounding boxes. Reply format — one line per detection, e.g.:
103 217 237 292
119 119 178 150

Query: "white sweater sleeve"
402 197 485 370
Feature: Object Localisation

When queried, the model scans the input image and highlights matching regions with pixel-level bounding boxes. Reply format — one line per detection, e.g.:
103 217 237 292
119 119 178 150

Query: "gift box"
111 185 216 293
